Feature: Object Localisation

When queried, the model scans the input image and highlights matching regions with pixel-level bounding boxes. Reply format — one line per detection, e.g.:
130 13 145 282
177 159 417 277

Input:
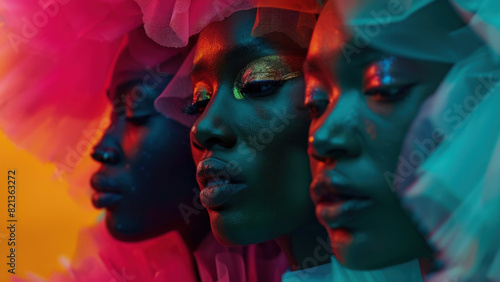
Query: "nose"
190 98 237 151
91 125 122 164
308 94 361 162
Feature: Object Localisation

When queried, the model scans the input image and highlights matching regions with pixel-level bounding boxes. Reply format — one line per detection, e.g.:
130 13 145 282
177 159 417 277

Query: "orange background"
0 6 101 281
0 130 101 281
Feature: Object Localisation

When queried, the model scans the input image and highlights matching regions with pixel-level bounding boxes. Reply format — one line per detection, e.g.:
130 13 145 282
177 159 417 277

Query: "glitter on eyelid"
233 55 303 100
234 87 244 100
378 57 396 85
193 82 212 103
365 56 396 90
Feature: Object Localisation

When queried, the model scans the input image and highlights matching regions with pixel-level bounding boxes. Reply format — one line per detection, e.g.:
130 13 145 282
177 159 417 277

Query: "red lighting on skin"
366 65 377 76
329 228 353 265
366 78 380 89
332 87 340 101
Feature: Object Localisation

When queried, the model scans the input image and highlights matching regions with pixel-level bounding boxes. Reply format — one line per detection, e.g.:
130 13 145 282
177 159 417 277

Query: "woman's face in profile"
304 11 451 269
91 71 200 242
188 9 316 246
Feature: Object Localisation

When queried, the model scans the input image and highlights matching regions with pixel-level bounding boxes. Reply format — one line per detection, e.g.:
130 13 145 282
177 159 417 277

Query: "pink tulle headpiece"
134 0 323 48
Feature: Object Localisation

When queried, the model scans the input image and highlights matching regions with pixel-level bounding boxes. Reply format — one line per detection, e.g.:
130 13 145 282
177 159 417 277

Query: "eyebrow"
191 38 287 77
107 78 144 100
337 42 383 70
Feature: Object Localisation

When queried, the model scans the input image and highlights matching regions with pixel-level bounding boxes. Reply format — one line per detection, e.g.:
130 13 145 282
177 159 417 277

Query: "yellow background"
0 130 100 281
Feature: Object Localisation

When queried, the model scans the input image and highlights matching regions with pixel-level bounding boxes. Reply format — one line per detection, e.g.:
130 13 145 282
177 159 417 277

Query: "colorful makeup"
304 86 330 119
185 81 213 115
186 55 303 114
192 81 213 103
233 55 303 100
363 56 419 102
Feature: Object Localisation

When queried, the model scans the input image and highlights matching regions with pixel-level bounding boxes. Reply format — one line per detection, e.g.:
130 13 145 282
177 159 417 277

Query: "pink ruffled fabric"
11 223 288 282
11 222 199 282
194 233 289 282
0 0 143 157
134 0 323 48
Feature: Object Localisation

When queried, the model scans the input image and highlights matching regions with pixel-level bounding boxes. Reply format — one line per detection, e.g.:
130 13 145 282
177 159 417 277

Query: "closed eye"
184 99 210 115
304 99 330 118
235 79 288 99
364 83 418 102
125 114 156 126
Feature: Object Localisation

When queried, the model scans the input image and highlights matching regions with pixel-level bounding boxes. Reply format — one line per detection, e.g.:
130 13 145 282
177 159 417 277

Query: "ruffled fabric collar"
194 234 288 282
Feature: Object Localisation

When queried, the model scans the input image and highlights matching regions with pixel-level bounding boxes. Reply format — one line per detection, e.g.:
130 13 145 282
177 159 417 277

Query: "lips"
196 158 247 209
310 172 373 228
90 173 124 209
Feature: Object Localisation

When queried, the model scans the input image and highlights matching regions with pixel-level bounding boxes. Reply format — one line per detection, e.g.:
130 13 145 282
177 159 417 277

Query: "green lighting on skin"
233 87 244 100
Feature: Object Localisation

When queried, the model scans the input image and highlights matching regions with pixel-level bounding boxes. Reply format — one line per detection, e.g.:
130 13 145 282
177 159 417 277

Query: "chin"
209 210 276 247
329 229 420 270
105 213 161 242
327 228 387 270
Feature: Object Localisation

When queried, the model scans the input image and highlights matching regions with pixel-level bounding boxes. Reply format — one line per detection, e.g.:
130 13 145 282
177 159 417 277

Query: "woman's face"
304 25 451 268
91 72 199 242
189 9 315 246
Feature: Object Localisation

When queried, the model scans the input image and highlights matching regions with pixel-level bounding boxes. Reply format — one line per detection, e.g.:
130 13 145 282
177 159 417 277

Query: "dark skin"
304 9 452 270
91 68 209 250
188 9 329 270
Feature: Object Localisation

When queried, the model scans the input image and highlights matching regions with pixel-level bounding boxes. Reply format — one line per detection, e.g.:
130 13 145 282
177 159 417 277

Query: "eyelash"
364 83 417 102
184 99 209 115
304 99 329 119
236 79 287 98
304 80 331 119
125 114 154 126
185 77 295 116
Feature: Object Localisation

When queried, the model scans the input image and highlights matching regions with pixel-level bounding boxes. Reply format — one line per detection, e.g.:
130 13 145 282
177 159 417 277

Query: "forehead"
195 9 258 61
194 9 307 70
305 2 346 73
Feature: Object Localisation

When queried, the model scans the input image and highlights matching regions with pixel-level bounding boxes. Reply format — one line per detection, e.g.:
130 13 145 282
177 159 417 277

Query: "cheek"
122 122 182 164
359 116 404 171
357 96 428 191
240 85 309 147
360 93 424 150
366 97 398 117
191 145 204 165
121 126 146 158
238 94 311 182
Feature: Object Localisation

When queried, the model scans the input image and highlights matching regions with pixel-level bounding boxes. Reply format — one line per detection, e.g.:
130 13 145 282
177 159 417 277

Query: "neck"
178 212 211 253
276 220 331 271
178 212 211 282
